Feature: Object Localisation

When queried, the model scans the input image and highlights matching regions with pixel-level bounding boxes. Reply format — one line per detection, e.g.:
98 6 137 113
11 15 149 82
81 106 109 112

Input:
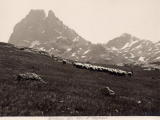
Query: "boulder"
100 86 115 96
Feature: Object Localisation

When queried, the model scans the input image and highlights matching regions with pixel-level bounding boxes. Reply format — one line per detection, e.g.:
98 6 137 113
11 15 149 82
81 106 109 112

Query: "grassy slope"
0 42 159 116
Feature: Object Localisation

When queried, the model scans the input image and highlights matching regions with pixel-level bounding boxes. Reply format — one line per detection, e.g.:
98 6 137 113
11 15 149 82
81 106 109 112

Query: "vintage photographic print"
0 0 159 118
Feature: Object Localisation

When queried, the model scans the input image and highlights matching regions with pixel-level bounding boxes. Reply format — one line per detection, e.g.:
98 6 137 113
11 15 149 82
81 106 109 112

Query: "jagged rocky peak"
8 9 89 51
46 10 63 27
106 33 140 49
26 9 57 19
121 33 132 38
27 9 46 19
9 9 49 46
118 33 140 41
20 9 47 25
48 10 56 18
22 9 58 23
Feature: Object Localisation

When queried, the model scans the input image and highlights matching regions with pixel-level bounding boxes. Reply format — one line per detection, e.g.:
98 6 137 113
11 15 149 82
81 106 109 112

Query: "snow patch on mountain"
67 48 72 52
139 57 145 62
57 36 67 40
135 44 142 49
121 40 139 50
23 40 30 43
48 48 55 52
155 56 160 60
129 40 139 47
73 36 80 42
39 47 46 51
130 53 135 58
83 50 90 55
111 47 118 51
30 40 40 48
71 53 76 57
121 42 130 49
81 56 86 58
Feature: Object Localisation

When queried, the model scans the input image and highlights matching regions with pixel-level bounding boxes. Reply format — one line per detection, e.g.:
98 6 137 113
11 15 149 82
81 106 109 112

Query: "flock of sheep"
72 62 132 77
18 47 132 77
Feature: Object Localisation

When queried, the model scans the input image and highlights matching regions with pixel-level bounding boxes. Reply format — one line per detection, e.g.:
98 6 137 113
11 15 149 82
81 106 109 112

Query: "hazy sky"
0 0 160 43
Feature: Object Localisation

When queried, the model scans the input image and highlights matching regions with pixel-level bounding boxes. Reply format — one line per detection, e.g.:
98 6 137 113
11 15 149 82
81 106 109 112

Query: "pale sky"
0 0 160 43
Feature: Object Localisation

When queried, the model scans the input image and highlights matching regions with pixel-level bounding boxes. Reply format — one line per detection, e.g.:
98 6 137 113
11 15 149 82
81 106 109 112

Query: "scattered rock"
100 86 115 96
115 109 119 113
16 72 47 84
38 51 50 56
137 100 142 104
59 100 64 103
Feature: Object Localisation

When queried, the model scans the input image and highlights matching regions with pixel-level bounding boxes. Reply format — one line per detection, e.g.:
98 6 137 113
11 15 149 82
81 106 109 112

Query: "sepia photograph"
0 0 160 118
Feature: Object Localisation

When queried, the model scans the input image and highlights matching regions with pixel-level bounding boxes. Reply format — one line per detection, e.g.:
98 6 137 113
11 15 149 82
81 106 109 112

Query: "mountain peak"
46 10 59 23
26 9 57 20
27 9 46 19
8 8 89 53
48 10 56 17
121 33 132 37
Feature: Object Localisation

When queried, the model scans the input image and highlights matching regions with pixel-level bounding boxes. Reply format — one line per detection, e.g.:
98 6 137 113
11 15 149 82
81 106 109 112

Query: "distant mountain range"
9 9 160 65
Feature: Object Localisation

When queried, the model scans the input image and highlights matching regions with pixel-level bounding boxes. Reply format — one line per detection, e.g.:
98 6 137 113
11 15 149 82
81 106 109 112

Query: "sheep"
127 72 133 77
62 60 67 64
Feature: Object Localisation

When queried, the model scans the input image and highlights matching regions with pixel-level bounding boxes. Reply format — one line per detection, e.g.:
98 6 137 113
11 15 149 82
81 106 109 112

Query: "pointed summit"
27 9 46 20
47 10 56 19
48 10 55 16
121 33 132 38
9 8 88 51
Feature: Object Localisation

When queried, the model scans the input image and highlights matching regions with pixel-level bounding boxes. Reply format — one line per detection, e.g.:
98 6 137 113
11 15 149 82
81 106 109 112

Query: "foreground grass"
0 42 159 116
